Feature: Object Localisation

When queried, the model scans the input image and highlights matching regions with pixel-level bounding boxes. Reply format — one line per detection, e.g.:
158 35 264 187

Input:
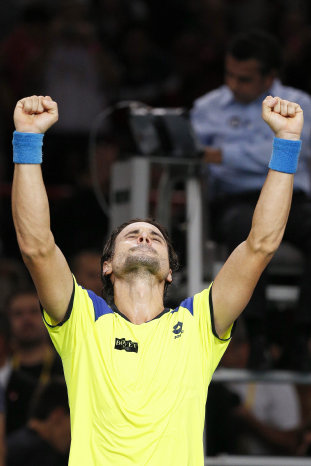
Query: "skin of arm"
12 95 73 322
234 404 300 454
202 147 222 164
212 96 303 337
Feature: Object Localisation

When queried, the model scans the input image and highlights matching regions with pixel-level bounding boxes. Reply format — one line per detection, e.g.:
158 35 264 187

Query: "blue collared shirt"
191 80 311 198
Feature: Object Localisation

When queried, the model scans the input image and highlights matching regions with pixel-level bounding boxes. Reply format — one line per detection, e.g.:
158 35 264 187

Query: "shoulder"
174 287 212 318
84 288 114 322
175 296 195 316
192 85 230 111
273 80 311 106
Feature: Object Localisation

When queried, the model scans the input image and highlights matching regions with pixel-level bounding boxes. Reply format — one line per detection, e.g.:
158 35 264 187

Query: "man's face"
9 293 47 347
104 222 172 283
225 55 274 103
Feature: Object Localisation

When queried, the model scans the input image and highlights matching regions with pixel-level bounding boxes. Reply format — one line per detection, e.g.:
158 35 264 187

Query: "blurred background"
2 0 311 465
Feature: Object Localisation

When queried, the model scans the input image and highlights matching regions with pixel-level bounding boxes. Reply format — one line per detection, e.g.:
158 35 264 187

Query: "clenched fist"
14 95 58 134
262 96 303 141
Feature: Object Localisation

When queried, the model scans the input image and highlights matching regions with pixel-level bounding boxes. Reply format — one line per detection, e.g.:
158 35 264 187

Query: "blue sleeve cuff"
13 131 44 164
269 137 301 174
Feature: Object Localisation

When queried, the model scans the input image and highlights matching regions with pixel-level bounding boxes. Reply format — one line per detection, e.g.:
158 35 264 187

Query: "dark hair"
227 30 282 76
29 378 69 421
101 218 179 305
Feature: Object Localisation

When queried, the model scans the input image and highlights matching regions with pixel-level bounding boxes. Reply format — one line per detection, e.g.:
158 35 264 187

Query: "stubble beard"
123 253 160 276
115 245 164 278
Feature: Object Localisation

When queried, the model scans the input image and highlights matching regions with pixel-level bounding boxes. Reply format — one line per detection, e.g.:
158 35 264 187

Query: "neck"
113 274 165 324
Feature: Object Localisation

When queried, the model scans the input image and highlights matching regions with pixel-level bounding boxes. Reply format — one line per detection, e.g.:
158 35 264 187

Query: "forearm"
247 98 302 257
12 164 55 259
241 410 299 453
247 169 294 256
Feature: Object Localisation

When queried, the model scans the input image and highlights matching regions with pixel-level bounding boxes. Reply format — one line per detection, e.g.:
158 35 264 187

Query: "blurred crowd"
2 0 311 463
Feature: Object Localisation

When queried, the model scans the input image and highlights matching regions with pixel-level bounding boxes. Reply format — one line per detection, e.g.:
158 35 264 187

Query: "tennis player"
11 94 303 465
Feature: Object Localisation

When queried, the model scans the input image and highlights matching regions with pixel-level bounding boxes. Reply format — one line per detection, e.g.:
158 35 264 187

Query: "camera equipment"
120 105 203 158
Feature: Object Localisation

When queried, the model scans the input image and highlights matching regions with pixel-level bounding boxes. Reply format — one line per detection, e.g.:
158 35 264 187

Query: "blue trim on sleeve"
87 290 114 321
172 296 194 315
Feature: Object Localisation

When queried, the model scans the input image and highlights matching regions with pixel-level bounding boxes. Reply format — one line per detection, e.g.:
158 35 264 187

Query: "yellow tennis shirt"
42 278 232 465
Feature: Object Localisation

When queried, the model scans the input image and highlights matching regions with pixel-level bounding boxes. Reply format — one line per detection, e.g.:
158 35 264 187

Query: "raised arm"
12 95 73 322
212 96 303 337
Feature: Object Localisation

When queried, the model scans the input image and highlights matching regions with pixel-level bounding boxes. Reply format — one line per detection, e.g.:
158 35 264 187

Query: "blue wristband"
13 131 44 164
268 137 301 174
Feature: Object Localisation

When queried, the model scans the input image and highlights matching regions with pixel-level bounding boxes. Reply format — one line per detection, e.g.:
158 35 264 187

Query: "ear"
102 260 112 276
166 269 173 284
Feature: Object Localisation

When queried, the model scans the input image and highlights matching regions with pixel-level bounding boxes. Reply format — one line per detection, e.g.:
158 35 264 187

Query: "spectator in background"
0 258 30 310
44 0 121 135
0 3 52 114
169 0 227 106
118 25 177 106
207 328 302 456
191 30 311 371
278 5 311 94
5 288 63 434
71 250 103 296
94 0 149 50
7 378 70 466
222 328 301 455
35 0 121 186
0 3 53 188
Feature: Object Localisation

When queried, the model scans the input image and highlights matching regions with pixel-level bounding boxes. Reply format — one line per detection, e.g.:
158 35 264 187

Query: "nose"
137 232 151 244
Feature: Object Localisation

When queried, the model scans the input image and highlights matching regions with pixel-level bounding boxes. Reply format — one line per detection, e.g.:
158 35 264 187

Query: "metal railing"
212 368 311 385
204 455 311 465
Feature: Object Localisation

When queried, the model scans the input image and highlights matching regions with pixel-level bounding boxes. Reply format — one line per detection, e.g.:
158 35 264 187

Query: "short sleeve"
193 283 233 382
42 276 106 359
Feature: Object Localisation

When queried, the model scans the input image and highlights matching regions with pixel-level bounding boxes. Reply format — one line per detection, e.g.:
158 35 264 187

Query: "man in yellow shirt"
11 94 303 465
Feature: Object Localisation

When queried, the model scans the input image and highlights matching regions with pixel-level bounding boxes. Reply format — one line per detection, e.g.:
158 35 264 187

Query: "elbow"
247 231 281 259
18 233 56 262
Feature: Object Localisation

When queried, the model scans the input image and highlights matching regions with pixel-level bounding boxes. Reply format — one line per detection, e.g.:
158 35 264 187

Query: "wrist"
274 131 301 141
269 137 301 174
14 125 44 134
12 131 44 164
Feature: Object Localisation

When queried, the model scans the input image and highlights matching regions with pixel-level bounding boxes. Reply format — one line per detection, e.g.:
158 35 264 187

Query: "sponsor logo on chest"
114 337 138 353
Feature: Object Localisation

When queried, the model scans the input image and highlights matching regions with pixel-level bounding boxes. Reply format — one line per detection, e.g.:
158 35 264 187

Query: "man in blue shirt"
191 30 311 371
